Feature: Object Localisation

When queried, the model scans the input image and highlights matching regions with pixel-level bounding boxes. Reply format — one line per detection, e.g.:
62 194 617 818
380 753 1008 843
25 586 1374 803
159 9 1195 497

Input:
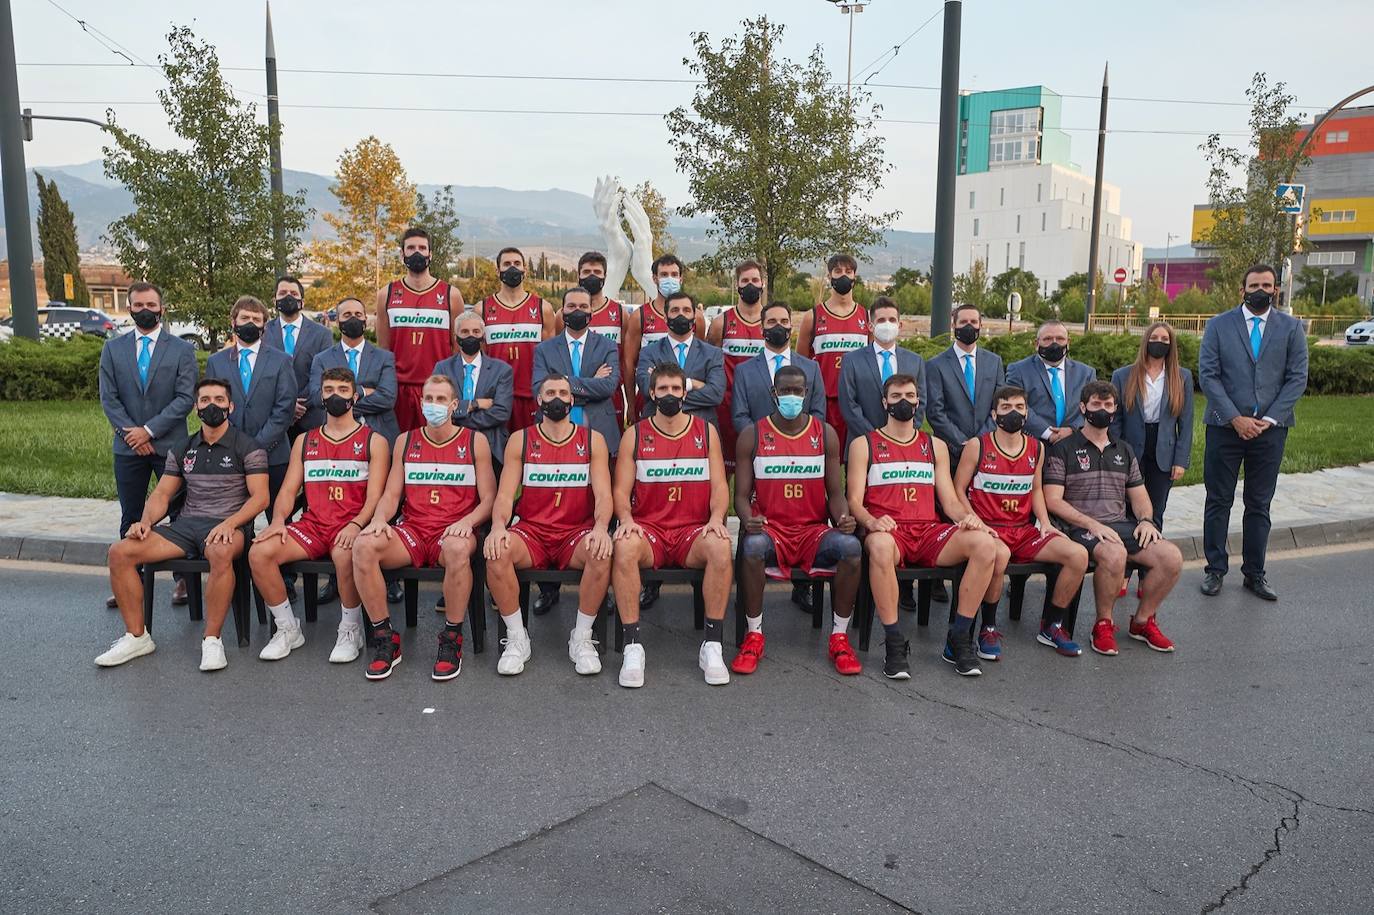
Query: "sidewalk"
2 462 1373 566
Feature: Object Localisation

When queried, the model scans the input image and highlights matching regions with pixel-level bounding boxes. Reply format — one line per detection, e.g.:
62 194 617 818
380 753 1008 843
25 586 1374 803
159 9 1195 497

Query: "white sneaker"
496 629 531 676
95 631 155 667
329 623 364 663
258 622 304 661
568 629 602 675
200 636 228 672
619 643 646 688
699 641 730 686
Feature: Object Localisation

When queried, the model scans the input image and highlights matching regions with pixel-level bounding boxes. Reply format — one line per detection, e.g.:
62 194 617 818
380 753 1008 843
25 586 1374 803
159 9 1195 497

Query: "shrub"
0 335 210 400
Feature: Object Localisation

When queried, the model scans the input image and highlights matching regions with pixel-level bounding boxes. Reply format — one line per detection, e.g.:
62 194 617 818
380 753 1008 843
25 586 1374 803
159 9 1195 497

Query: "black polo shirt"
164 425 268 520
1043 429 1143 524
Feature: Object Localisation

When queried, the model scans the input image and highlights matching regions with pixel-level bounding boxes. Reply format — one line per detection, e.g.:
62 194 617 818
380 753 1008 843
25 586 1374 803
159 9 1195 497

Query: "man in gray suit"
263 276 334 435
730 302 826 433
925 303 1005 466
98 281 198 607
435 310 514 466
1198 264 1308 600
837 297 928 450
309 297 400 444
1005 321 1097 444
635 290 725 424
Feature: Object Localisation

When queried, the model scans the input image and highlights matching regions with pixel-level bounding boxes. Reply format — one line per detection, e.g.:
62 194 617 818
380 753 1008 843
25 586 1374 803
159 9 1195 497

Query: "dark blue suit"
205 344 298 466
434 353 514 464
309 341 399 443
837 344 927 450
1110 365 1194 529
263 316 334 431
729 349 826 433
635 336 726 423
1005 354 1097 440
924 345 1004 464
533 331 622 455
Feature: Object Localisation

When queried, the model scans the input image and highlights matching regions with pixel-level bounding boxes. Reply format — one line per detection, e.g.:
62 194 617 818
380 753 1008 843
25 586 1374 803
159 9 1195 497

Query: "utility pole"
1162 231 1175 296
0 0 37 340
1321 268 1329 309
1083 62 1109 332
929 1 960 338
265 2 286 275
826 1 867 243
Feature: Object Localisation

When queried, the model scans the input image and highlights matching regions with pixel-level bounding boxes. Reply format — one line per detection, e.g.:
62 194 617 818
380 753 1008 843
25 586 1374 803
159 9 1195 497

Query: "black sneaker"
316 575 339 605
386 580 404 604
639 581 662 610
791 582 812 610
883 637 911 680
533 583 561 616
897 581 917 614
432 628 463 681
942 630 982 677
365 627 402 681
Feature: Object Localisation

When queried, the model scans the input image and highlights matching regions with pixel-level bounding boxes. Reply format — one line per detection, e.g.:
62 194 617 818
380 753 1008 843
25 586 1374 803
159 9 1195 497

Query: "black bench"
611 567 707 653
729 535 831 647
856 563 966 651
142 556 254 647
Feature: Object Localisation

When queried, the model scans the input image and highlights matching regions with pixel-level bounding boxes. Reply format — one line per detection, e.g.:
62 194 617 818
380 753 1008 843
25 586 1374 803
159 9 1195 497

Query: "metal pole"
1162 231 1174 296
929 1 960 338
0 0 37 339
1321 269 1328 309
265 1 286 274
1083 62 1108 332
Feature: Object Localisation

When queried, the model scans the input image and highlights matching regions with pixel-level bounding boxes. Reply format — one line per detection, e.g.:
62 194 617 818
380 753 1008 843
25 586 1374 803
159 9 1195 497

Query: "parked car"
117 318 211 350
1345 319 1374 346
0 305 121 338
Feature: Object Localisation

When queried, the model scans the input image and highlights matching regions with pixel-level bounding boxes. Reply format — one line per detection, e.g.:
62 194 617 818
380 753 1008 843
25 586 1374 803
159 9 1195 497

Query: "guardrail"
1087 312 1361 337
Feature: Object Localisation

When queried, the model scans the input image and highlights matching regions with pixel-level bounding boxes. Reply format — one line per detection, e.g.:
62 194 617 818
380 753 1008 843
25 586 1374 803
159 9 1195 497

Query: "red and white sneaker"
828 633 862 675
1091 619 1119 656
731 631 765 674
1128 615 1175 652
365 628 402 680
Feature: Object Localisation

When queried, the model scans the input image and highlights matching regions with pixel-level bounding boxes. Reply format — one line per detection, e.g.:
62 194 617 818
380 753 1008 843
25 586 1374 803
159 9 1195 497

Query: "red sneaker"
1091 619 1119 656
829 632 862 675
1128 615 1175 652
731 631 765 674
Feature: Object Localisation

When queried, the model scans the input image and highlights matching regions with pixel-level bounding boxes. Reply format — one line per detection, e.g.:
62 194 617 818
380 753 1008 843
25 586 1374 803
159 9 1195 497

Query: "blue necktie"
676 343 687 369
462 362 475 401
346 347 359 377
137 336 151 390
569 340 584 425
880 350 893 382
239 349 253 394
1049 366 1065 427
773 354 784 378
1250 317 1262 360
963 354 975 402
283 324 296 357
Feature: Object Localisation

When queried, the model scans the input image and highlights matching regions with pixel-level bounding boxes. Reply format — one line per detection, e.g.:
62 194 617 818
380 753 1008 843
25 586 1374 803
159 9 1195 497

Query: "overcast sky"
14 0 1371 247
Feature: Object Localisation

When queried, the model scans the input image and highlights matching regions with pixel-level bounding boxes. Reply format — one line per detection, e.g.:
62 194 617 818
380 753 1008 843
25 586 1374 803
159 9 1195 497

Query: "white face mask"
873 321 900 344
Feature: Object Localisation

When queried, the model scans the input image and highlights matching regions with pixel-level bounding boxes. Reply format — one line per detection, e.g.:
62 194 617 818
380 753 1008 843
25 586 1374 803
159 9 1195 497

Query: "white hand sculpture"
593 175 631 302
621 190 658 302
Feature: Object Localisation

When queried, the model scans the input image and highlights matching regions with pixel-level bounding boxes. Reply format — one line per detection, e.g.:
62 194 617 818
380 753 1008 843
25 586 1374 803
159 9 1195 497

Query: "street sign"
1276 183 1305 215
1113 267 1127 284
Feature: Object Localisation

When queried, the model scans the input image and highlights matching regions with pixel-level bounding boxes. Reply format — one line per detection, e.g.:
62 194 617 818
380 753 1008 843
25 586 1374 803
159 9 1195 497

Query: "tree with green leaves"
103 26 309 346
952 258 992 314
989 267 1042 319
1293 265 1357 304
34 173 90 308
666 16 897 293
1198 73 1310 295
413 185 462 280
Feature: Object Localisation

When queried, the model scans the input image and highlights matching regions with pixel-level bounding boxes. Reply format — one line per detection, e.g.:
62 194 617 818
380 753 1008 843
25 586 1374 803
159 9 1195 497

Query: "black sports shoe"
432 628 463 681
791 582 813 610
930 581 950 604
898 580 917 614
639 581 662 610
1200 572 1223 596
942 630 982 677
533 583 561 616
386 580 404 604
1243 575 1278 601
883 637 911 680
365 628 402 681
317 575 339 605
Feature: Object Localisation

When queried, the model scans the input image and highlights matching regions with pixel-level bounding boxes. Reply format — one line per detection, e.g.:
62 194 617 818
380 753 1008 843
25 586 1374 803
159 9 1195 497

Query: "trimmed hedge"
0 336 210 401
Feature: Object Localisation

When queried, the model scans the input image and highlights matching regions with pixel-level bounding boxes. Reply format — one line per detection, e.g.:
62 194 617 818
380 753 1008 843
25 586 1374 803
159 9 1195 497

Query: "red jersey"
638 301 670 348
399 427 479 530
301 423 374 519
588 298 623 345
386 279 455 384
863 428 938 524
483 292 545 398
810 300 870 397
751 416 827 527
718 306 765 373
967 431 1041 527
632 416 712 529
516 423 595 530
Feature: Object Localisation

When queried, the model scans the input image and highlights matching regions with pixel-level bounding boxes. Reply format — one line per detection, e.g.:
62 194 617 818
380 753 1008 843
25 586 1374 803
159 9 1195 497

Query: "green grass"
1 397 1373 500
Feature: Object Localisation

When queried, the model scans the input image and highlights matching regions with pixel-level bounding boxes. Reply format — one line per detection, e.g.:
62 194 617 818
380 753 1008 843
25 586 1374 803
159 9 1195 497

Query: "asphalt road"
2 546 1371 915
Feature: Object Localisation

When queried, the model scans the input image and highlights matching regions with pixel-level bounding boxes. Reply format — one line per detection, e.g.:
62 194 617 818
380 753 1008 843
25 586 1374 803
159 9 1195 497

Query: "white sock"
268 599 296 628
746 615 764 634
340 605 362 628
574 611 596 635
832 612 851 635
502 611 526 638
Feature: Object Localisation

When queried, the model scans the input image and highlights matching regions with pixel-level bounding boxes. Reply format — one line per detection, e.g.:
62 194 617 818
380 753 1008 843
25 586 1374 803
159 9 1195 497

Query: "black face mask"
1084 408 1114 429
1037 342 1067 363
404 252 430 273
887 400 916 422
234 322 262 344
276 295 302 315
131 308 161 331
1146 341 1171 359
457 335 482 356
954 324 980 346
563 309 591 332
654 394 683 417
540 398 571 422
579 275 605 296
738 283 763 305
763 325 791 349
500 267 525 288
197 404 228 428
323 394 353 418
830 276 855 296
1243 289 1274 314
667 314 694 336
339 317 366 340
995 410 1026 433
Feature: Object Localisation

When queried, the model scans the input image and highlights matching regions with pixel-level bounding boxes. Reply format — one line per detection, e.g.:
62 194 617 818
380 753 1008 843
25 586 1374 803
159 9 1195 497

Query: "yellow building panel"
1308 197 1374 235
1191 207 1216 244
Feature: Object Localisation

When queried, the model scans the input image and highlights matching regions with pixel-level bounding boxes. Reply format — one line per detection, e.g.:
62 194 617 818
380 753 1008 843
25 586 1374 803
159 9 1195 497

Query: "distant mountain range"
1 160 935 275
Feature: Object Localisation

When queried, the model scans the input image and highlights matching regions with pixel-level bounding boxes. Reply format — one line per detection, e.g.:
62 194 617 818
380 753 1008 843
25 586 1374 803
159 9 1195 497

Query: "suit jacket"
1198 306 1308 427
434 352 514 461
99 329 198 457
1005 354 1097 439
730 350 826 433
205 344 298 465
1109 365 1195 471
263 316 335 430
309 341 399 443
635 335 726 423
533 331 622 455
837 344 928 449
924 345 1005 460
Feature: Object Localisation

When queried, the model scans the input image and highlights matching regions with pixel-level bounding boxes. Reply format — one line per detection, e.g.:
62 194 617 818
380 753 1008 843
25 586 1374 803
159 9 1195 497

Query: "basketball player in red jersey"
797 253 871 448
732 365 863 676
375 227 465 433
611 362 733 688
953 385 1089 661
706 259 766 474
249 367 390 665
847 373 1002 680
620 254 706 420
352 375 496 681
483 373 614 678
483 247 556 432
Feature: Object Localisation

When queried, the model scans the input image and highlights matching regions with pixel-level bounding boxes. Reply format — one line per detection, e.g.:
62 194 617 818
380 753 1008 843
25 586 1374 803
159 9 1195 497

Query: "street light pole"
0 0 38 340
1321 268 1329 309
929 0 961 338
265 1 287 275
826 0 867 242
1162 231 1175 296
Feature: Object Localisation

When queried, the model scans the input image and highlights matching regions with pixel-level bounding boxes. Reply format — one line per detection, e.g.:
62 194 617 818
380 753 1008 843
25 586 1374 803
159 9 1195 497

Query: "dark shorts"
154 516 250 560
1065 520 1143 556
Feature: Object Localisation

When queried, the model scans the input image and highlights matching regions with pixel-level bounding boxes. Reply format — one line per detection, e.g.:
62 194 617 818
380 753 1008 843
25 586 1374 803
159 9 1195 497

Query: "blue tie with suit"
880 350 893 382
1049 366 1065 427
137 336 152 390
462 362 475 401
676 343 687 369
346 347 359 377
1250 317 1262 360
239 348 253 394
569 339 585 425
283 324 296 357
773 354 784 378
963 353 975 402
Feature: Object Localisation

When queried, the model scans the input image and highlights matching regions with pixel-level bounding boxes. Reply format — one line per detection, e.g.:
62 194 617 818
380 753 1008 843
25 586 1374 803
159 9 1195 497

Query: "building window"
1041 212 1047 231
969 190 976 209
999 188 1005 206
1310 251 1357 266
973 218 979 237
1016 214 1022 233
1326 130 1349 143
1018 241 1026 269
1081 192 1086 204
1005 242 1011 268
1081 217 1086 229
1037 183 1042 202
1318 209 1358 223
